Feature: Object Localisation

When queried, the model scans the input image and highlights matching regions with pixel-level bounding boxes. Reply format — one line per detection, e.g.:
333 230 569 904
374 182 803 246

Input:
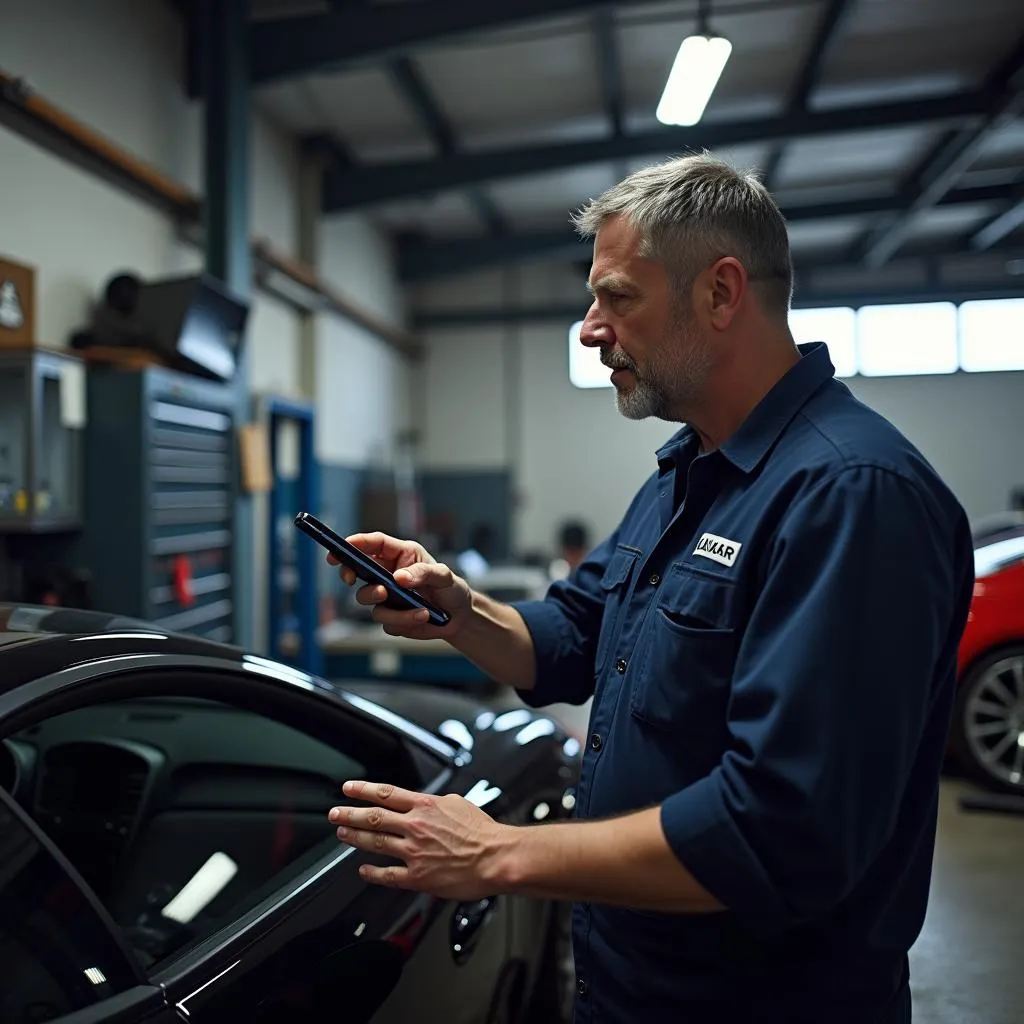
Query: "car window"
0 789 139 1020
4 692 369 971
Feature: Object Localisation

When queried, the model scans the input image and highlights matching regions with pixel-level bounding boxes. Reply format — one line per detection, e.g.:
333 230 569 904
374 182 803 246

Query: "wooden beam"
0 66 421 360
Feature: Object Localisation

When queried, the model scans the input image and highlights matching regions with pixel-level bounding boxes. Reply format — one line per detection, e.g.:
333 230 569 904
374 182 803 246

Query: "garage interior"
1 0 1023 1020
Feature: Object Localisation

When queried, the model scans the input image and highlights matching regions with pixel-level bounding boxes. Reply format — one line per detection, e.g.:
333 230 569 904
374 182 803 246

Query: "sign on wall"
0 256 36 348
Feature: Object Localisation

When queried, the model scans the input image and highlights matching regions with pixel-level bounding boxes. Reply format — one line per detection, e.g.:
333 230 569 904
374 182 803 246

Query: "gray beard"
609 320 713 423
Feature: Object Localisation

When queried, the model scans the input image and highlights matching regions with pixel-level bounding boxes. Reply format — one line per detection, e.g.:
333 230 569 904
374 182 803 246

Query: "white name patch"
693 532 742 568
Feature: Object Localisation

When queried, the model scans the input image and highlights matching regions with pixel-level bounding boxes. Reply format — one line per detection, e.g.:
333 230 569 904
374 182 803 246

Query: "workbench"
318 620 492 688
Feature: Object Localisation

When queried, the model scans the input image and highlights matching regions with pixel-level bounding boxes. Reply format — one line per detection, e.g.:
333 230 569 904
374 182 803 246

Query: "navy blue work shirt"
513 343 974 1023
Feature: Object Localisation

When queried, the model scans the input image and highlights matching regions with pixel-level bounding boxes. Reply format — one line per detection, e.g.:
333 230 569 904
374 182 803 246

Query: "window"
959 298 1024 372
4 692 368 969
789 306 857 377
0 790 138 1020
566 297 1024 386
857 302 958 377
568 320 610 389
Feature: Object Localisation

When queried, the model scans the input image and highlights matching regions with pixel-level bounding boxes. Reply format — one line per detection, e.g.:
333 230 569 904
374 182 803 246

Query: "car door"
365 777 513 1024
0 652 467 1023
0 786 178 1023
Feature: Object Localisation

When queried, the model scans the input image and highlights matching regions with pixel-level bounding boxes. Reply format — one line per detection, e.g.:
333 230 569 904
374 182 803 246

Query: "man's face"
578 215 713 422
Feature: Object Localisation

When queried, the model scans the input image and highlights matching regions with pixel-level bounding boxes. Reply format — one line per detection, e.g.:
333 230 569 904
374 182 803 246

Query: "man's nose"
578 304 612 348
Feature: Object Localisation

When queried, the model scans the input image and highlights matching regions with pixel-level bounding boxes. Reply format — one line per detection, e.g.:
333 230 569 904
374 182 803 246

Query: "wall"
315 214 411 468
845 373 1024 519
312 214 413 600
0 0 303 393
414 263 1024 556
0 0 413 652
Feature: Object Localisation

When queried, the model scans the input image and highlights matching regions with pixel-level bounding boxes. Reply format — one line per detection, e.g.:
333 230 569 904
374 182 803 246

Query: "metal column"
199 0 255 649
266 398 321 676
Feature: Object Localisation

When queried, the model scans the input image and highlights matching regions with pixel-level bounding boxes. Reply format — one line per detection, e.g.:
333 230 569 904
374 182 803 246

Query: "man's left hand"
329 780 511 900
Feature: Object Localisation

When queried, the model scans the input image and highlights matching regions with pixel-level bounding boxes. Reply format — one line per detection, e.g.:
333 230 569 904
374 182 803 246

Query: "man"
327 155 974 1023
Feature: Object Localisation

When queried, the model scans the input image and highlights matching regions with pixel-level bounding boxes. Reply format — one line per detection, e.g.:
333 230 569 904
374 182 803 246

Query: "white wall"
846 372 1024 520
0 0 302 394
314 214 412 466
415 264 1024 553
0 0 415 655
420 328 510 468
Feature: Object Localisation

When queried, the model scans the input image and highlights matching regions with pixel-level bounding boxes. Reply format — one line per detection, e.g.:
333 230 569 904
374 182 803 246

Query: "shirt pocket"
629 565 739 745
594 545 641 677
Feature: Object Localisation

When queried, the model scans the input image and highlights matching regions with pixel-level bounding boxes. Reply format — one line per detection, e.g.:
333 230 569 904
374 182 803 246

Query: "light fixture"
656 0 732 127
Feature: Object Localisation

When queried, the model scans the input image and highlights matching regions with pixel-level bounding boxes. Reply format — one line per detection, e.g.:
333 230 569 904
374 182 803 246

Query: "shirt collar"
654 342 836 473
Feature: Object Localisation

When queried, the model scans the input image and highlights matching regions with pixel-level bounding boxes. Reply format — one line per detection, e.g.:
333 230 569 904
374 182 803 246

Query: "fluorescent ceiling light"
656 34 732 126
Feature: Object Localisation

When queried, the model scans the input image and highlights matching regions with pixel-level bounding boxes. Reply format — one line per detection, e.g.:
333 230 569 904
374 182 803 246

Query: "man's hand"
329 532 473 638
329 781 513 900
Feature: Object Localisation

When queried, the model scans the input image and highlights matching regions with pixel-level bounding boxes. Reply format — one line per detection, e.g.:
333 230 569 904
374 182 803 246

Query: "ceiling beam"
413 259 1024 328
761 0 859 190
388 55 506 234
593 7 625 138
322 91 991 212
414 284 1024 327
251 0 626 85
971 180 1024 250
396 182 1018 281
859 32 1024 268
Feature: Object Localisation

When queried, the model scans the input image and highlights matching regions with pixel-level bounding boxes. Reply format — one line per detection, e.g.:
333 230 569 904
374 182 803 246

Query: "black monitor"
137 273 249 381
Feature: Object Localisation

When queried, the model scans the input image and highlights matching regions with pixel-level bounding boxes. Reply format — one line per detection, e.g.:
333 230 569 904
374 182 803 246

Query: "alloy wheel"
963 653 1024 791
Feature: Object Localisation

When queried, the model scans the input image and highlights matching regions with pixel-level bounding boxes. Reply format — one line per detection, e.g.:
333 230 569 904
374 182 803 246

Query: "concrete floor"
909 780 1024 1024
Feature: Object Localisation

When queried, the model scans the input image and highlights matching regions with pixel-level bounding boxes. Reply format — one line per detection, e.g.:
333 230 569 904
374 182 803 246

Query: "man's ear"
707 257 747 330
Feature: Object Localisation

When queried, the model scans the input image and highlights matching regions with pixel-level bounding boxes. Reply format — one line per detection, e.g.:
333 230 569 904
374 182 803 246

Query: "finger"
335 826 408 857
393 562 454 591
345 532 412 566
372 606 432 629
328 556 356 586
355 584 390 607
359 863 414 889
342 780 421 812
329 804 405 834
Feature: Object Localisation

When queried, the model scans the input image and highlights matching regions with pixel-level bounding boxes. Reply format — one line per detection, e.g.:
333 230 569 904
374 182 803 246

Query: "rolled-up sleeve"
511 533 618 708
660 464 971 929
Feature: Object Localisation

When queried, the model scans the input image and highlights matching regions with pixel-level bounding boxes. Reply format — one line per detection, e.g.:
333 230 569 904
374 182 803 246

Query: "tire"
951 645 1024 795
523 901 575 1024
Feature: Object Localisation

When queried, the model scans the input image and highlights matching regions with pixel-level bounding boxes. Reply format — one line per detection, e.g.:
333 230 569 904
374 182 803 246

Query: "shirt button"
577 978 587 996
590 733 603 752
615 658 627 674
648 573 661 586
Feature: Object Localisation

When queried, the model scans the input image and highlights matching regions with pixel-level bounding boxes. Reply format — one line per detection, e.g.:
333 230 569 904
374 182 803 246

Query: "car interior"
0 690 395 968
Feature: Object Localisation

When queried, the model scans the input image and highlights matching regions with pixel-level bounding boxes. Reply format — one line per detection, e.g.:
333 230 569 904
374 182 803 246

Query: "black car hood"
342 681 497 739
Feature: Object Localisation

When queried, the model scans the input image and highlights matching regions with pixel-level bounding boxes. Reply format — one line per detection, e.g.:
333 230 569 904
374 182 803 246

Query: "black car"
0 605 581 1024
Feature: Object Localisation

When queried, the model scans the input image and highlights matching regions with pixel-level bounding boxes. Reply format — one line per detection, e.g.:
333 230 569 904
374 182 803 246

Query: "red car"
951 528 1024 794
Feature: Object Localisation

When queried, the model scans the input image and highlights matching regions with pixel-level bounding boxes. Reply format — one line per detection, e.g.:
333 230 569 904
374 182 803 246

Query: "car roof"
0 604 196 643
0 603 244 695
0 604 487 739
974 529 1024 579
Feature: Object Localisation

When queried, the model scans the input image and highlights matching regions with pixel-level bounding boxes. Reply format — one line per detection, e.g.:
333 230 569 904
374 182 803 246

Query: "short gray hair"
571 154 794 317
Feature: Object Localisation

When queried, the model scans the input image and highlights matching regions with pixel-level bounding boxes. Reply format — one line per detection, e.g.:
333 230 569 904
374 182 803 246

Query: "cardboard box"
0 256 36 348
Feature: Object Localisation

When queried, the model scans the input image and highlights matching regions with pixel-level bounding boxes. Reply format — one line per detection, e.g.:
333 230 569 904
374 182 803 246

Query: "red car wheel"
951 644 1024 794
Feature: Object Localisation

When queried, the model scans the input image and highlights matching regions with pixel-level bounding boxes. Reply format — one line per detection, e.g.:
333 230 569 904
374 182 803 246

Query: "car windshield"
974 531 1024 579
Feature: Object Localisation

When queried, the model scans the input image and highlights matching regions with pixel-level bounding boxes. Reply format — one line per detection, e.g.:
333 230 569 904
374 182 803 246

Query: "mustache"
600 351 637 372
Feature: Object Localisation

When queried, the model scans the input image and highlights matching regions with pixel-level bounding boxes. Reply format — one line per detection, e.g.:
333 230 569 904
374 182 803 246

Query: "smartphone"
294 512 451 628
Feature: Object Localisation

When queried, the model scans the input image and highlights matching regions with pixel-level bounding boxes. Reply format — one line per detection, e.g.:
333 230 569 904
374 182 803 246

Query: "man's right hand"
330 532 473 639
